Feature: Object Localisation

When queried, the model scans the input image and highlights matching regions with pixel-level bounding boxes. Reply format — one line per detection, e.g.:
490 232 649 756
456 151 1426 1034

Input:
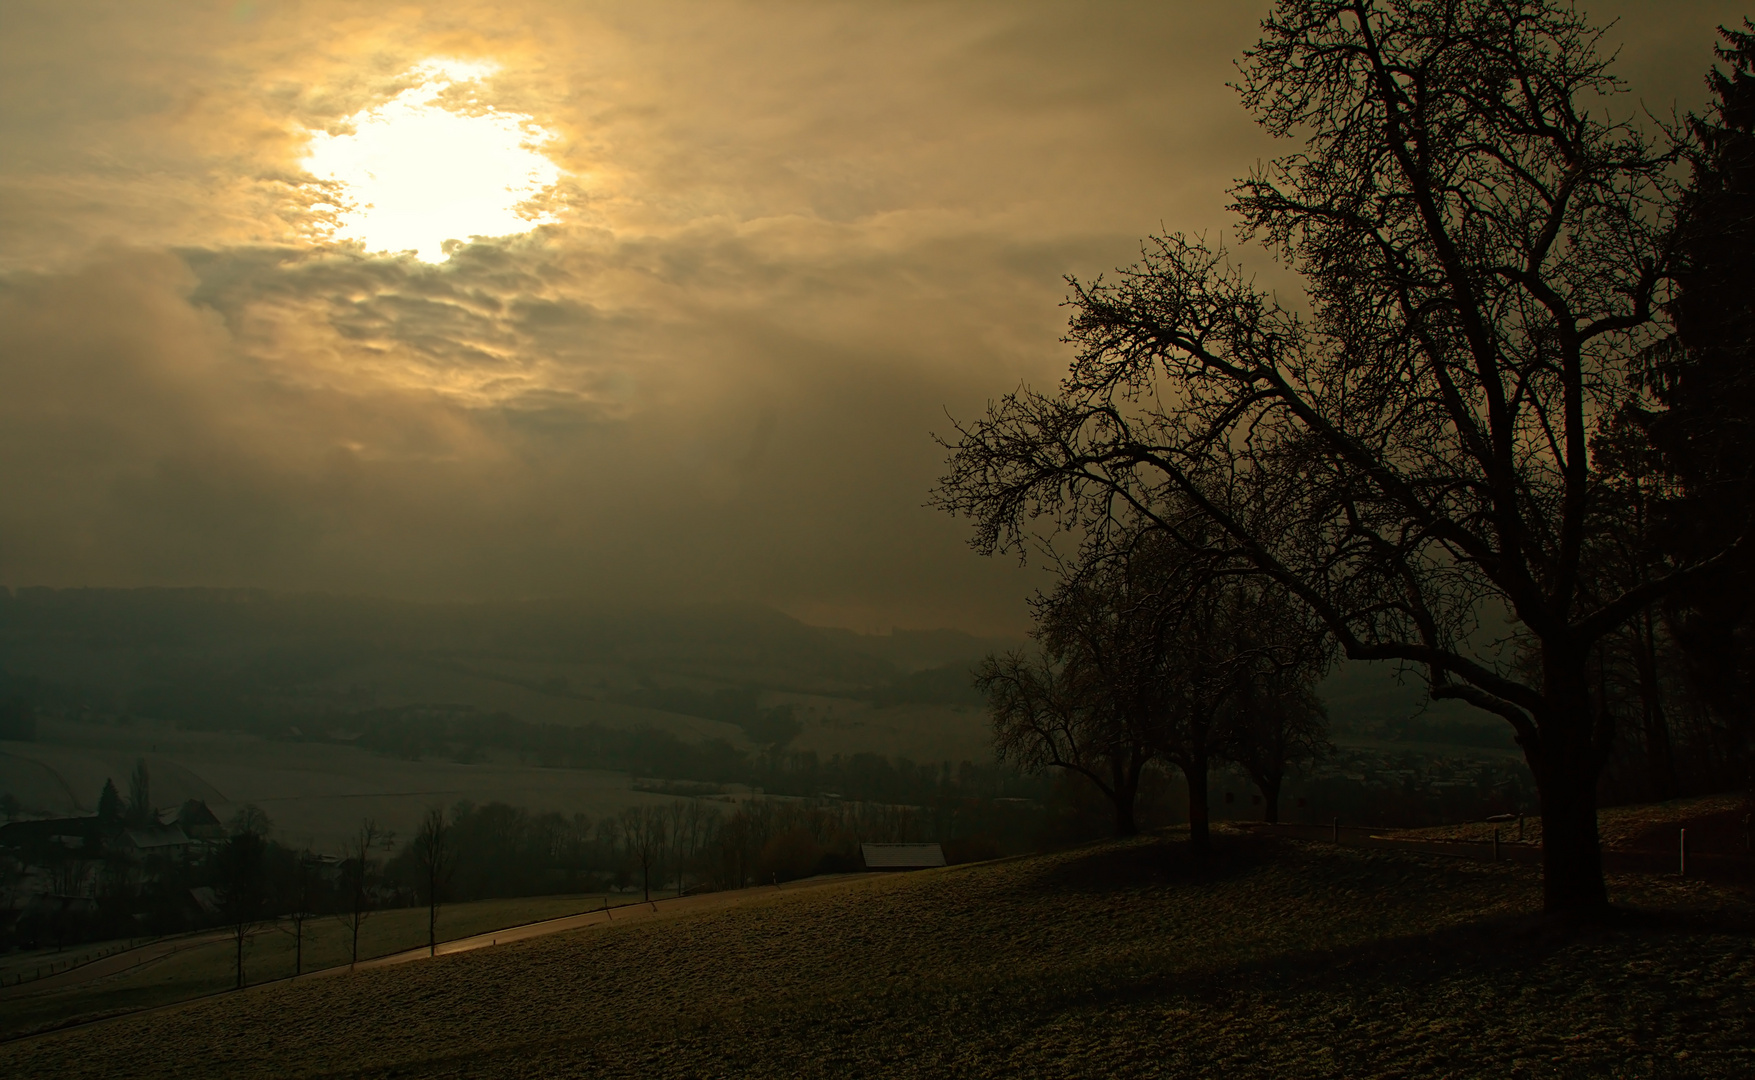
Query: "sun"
302 60 563 263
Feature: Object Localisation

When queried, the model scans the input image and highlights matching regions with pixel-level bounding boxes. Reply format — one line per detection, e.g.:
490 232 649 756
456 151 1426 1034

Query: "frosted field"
1 720 677 852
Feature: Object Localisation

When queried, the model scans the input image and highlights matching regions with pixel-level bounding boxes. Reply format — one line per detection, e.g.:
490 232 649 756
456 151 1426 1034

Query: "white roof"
861 842 946 869
124 825 192 849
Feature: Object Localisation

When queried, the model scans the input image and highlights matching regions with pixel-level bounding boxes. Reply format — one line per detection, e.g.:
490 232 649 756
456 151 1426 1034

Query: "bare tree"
978 649 1155 839
228 803 273 840
411 807 455 957
336 819 387 969
665 801 690 897
216 825 267 990
664 800 717 896
1225 677 1331 824
938 0 1711 913
593 816 626 893
619 806 666 903
285 850 324 977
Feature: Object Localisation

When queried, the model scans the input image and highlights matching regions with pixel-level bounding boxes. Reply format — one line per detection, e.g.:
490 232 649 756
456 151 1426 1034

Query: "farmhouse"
120 823 194 858
175 799 225 840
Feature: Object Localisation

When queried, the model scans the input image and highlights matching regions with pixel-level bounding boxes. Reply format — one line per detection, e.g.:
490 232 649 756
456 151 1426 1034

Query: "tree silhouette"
619 806 666 903
95 779 123 829
216 826 267 990
126 759 151 826
1643 22 1755 776
938 0 1714 912
337 819 387 969
412 807 455 957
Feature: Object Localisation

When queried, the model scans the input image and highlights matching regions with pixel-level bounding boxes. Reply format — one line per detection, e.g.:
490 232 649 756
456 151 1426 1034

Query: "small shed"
861 842 947 870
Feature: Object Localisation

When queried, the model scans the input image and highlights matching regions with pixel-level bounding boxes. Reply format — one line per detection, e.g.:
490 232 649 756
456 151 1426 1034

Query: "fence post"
1680 828 1688 879
1493 827 1500 863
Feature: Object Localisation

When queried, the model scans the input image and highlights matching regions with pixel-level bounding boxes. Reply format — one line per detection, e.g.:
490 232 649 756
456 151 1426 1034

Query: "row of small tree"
208 794 948 987
978 525 1333 847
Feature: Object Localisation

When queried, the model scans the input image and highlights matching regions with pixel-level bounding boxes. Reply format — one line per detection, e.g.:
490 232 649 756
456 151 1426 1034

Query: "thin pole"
1680 828 1688 879
1332 818 1339 844
1493 827 1500 863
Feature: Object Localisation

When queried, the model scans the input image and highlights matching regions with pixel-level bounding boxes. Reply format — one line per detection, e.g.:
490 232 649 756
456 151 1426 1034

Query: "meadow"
1 719 686 850
3 829 1750 1078
0 892 642 1040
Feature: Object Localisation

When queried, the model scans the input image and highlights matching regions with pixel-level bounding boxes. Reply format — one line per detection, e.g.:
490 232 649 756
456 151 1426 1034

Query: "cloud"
0 0 1743 632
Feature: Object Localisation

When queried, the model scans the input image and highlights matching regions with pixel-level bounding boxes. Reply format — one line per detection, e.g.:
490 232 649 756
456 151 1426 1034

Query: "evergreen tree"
96 778 123 827
1644 22 1755 769
126 758 152 825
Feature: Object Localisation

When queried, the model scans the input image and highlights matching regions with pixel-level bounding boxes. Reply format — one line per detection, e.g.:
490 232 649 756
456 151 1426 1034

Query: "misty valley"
7 0 1755 1076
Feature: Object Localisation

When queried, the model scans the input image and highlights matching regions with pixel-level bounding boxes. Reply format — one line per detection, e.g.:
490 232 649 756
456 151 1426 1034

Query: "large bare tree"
938 0 1723 912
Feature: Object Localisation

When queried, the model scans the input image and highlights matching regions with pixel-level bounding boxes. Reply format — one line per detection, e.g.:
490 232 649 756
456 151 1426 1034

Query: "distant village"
0 762 331 952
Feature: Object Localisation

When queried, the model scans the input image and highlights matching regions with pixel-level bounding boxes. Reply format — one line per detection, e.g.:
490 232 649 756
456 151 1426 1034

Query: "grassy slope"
4 832 1751 1079
1405 794 1752 851
0 893 639 1039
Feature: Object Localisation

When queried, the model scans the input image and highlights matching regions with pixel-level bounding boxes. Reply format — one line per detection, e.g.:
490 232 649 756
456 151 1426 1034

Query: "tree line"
977 529 1332 846
938 1 1755 913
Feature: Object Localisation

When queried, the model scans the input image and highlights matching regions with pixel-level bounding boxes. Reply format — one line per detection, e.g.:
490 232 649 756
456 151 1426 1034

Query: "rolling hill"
3 830 1749 1078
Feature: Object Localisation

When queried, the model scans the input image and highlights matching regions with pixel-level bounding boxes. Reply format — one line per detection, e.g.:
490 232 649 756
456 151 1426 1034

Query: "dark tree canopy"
979 519 1332 844
1644 22 1755 760
938 0 1728 912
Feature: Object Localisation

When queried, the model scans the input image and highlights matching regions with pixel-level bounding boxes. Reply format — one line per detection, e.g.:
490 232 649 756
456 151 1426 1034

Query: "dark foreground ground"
5 830 1752 1079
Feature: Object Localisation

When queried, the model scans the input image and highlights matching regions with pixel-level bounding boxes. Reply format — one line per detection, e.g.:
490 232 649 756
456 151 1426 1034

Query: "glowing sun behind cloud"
302 60 563 262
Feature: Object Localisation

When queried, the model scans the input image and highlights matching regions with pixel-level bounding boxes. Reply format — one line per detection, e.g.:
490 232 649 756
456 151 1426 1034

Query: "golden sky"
0 0 1742 632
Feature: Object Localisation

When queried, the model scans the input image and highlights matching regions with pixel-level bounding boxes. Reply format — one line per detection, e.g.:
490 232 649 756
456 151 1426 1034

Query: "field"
1406 793 1754 853
1 720 686 851
3 830 1751 1078
0 892 640 1039
1 699 997 853
778 691 991 764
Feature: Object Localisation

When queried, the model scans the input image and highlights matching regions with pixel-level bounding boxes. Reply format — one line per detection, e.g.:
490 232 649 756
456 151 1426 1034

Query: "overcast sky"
0 1 1742 633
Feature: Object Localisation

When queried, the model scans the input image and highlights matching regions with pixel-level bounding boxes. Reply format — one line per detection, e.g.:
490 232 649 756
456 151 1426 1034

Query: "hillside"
0 588 1010 758
4 832 1751 1078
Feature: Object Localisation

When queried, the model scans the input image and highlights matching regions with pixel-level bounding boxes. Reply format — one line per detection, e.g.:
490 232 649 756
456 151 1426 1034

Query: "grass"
1404 793 1753 851
4 719 685 852
0 892 644 1039
3 828 1752 1078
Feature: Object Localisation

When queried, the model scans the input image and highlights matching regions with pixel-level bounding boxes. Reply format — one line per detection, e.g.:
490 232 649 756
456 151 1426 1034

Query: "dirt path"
310 872 873 979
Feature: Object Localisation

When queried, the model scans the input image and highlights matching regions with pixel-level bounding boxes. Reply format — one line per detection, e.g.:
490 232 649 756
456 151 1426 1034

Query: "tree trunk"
1109 756 1140 837
1635 610 1679 800
1536 761 1608 912
1260 773 1282 824
1533 655 1610 914
1183 750 1210 851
